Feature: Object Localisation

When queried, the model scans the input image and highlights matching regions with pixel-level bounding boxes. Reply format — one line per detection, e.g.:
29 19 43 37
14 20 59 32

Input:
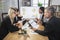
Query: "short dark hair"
39 7 44 13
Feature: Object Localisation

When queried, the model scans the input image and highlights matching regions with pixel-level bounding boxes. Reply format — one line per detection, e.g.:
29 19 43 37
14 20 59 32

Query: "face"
12 10 16 18
39 9 43 14
44 9 51 18
16 11 19 16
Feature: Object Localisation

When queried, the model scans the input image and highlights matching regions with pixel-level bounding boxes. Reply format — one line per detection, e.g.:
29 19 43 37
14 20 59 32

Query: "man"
32 6 60 40
39 7 44 20
36 7 44 24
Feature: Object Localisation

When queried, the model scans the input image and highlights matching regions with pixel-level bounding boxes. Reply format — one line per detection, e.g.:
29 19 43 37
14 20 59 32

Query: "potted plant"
38 2 42 7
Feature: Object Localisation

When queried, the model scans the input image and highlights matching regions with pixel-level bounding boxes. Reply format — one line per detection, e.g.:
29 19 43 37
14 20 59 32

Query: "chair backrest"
2 13 8 21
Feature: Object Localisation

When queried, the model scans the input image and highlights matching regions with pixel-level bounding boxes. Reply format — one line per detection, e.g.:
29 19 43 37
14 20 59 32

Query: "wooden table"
3 25 48 40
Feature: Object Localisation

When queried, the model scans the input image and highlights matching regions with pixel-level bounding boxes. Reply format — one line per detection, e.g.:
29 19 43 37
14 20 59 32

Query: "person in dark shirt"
35 7 44 25
32 6 60 40
39 7 44 20
0 7 22 40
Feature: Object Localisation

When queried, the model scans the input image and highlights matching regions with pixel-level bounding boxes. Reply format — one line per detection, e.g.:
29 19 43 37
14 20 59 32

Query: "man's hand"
32 28 38 31
35 18 42 25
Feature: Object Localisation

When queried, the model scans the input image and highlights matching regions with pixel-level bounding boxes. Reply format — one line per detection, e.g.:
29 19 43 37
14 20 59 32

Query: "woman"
0 7 22 40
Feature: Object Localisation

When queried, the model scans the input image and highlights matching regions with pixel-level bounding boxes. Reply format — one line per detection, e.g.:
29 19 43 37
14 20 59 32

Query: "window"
32 0 38 6
32 0 49 7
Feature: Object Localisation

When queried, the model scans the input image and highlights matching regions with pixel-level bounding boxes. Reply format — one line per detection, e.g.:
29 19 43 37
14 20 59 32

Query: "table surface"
3 24 48 40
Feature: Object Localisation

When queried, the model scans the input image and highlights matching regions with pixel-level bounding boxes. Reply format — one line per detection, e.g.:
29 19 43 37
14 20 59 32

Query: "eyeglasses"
13 12 16 14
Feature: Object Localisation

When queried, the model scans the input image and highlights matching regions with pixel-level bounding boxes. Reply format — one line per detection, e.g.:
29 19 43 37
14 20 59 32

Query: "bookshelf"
52 5 60 18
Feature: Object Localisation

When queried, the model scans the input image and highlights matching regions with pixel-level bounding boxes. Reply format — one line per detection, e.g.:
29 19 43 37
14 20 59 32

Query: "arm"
4 17 20 32
7 23 19 32
35 23 54 36
0 21 9 40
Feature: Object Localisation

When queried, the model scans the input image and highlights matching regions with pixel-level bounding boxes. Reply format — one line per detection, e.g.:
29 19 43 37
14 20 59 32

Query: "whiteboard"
20 7 40 19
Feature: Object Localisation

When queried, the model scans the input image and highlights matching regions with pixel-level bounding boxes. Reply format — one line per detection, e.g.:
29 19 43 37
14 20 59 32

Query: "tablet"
29 19 39 29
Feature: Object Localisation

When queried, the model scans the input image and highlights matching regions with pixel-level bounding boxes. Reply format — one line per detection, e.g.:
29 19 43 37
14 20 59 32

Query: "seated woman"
0 7 22 40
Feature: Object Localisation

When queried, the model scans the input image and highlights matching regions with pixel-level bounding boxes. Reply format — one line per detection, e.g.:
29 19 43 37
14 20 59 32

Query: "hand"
16 21 23 28
32 28 37 31
36 19 42 25
26 18 30 21
38 20 42 24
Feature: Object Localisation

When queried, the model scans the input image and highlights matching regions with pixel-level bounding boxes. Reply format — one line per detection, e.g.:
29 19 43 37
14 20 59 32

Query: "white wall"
9 0 18 8
0 0 2 21
1 0 32 13
2 0 18 13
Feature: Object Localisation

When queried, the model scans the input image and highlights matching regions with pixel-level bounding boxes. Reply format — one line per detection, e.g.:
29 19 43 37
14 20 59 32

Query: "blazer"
13 16 22 23
35 16 60 40
0 16 20 40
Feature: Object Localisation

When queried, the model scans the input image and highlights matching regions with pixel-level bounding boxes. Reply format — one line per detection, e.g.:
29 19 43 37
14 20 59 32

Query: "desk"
3 25 48 40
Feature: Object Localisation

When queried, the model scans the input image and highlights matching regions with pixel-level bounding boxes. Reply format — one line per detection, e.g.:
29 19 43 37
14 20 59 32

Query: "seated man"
32 6 60 40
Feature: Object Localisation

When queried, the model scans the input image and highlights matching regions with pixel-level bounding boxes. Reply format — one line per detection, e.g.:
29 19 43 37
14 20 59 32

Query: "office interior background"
0 0 60 22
